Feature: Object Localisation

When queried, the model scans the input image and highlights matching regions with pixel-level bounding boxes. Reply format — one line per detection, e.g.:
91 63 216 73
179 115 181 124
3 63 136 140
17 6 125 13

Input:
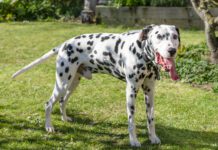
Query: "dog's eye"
173 34 178 40
157 34 163 40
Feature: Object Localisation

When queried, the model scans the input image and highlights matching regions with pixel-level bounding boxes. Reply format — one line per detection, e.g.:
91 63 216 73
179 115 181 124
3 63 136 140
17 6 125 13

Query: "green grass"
0 22 217 149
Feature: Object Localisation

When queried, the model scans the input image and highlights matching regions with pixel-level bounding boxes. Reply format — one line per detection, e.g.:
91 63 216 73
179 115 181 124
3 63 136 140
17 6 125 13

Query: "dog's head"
139 25 180 81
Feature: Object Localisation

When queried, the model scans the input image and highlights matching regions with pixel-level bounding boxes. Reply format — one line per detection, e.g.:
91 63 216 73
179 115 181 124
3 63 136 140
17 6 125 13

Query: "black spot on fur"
132 48 136 54
155 31 159 34
76 48 83 53
67 51 72 57
137 63 144 69
101 36 110 42
65 67 69 73
136 53 142 59
96 33 102 38
59 97 64 103
90 59 94 64
148 119 151 124
103 52 109 56
77 42 80 46
104 61 110 66
115 38 121 53
94 50 97 54
131 110 134 115
109 54 116 64
118 60 123 67
90 54 94 58
59 73 63 77
148 73 153 79
71 57 78 64
97 65 103 70
128 73 135 79
104 67 112 73
68 75 72 80
60 62 64 67
53 48 56 51
130 105 135 111
112 36 116 39
139 73 145 79
96 59 104 65
89 34 94 39
87 47 91 51
82 35 86 38
114 70 123 78
67 44 73 50
136 40 142 48
75 36 81 39
121 41 125 50
87 41 94 46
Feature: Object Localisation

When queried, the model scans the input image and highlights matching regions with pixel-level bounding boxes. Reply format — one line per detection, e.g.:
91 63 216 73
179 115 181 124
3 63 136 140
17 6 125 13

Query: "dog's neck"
141 40 160 80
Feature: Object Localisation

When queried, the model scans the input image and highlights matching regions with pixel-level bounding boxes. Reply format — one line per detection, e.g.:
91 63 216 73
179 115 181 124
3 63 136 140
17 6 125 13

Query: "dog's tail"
12 44 64 79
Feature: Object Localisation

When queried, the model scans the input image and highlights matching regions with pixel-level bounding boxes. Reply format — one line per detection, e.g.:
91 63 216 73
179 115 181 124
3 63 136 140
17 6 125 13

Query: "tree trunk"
205 21 218 63
191 0 218 64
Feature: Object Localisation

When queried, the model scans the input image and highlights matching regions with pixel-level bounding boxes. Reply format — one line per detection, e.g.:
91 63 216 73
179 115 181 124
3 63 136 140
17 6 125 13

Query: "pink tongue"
165 59 179 81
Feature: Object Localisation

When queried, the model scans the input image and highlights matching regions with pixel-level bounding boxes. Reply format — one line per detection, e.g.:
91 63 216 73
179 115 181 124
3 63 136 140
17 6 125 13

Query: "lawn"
0 22 217 149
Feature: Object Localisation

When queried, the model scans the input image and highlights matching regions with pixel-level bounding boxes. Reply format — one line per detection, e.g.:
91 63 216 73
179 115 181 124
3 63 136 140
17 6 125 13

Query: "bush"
0 0 83 21
113 0 188 7
175 43 218 92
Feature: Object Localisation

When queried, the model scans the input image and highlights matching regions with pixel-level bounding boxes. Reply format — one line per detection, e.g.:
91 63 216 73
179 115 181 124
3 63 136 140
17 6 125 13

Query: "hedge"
0 0 83 21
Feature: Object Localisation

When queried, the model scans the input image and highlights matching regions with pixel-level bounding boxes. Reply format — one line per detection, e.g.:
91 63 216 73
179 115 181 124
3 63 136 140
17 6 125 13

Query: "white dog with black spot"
12 24 180 147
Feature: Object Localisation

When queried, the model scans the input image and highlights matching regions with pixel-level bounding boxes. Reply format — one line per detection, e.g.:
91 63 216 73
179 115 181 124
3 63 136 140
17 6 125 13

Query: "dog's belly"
82 53 126 81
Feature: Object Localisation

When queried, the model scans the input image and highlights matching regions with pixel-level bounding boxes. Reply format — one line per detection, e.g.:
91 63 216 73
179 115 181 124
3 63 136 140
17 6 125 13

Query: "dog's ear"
139 25 154 41
175 26 181 47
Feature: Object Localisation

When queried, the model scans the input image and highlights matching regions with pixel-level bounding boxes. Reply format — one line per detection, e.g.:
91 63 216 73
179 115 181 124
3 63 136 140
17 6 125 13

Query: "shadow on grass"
0 112 217 149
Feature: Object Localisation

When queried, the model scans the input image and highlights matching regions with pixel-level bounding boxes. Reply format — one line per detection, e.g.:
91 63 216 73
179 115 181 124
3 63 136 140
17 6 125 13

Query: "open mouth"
156 52 179 81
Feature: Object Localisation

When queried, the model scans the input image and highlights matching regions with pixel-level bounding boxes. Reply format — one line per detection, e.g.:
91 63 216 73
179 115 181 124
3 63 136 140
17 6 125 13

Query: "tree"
191 0 218 64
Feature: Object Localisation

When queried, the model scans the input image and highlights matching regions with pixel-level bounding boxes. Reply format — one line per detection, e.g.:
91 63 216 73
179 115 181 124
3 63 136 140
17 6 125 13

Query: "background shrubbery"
0 0 83 21
176 43 218 92
0 0 190 21
113 0 188 7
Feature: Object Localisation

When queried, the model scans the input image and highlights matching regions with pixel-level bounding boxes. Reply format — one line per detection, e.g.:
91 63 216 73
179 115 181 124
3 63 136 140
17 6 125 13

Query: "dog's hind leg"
60 73 81 122
45 55 79 132
45 80 65 132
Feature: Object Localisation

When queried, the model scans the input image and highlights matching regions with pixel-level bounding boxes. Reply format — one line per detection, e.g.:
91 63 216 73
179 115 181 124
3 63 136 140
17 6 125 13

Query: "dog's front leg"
142 79 161 144
126 82 141 147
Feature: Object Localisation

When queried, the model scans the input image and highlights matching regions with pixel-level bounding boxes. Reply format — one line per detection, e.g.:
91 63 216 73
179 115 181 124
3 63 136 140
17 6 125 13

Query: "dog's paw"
130 140 141 147
150 135 161 144
46 126 55 132
61 116 73 122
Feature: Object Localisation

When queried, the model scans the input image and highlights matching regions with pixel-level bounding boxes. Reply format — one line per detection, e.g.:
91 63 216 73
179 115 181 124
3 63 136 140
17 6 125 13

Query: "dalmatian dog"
12 24 180 147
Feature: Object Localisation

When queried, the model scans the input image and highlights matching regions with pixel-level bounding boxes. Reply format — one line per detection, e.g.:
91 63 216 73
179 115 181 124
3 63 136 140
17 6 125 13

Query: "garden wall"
96 6 218 29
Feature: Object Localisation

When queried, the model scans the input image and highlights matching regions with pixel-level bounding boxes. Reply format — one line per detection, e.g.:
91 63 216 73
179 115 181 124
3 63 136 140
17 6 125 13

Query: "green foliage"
0 0 83 21
113 0 188 7
150 0 187 7
175 43 218 92
126 0 145 6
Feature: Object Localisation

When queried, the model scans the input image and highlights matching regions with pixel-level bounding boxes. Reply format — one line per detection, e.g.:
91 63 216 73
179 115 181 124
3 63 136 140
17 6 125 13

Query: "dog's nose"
168 48 176 56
